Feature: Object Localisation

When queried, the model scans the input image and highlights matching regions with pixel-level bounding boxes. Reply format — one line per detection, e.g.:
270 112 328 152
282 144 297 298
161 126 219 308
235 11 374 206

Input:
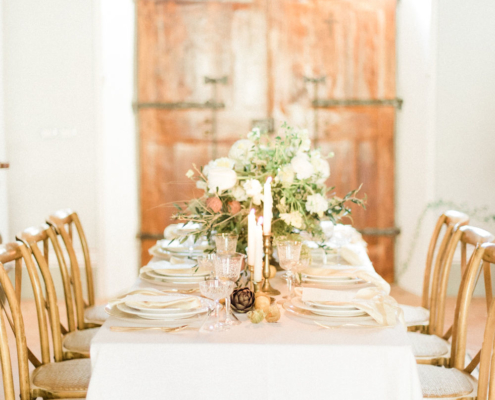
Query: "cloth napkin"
340 244 371 267
301 266 391 295
108 293 201 311
295 287 402 327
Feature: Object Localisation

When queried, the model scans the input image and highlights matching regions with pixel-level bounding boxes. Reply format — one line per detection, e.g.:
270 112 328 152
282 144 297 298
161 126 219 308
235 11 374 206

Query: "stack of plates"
105 294 214 324
283 297 374 324
301 271 365 286
149 240 212 259
140 267 211 287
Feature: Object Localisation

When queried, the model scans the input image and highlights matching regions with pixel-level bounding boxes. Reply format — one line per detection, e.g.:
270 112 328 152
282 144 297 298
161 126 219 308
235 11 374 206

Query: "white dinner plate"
301 276 362 285
146 270 208 282
304 301 360 311
140 271 202 287
291 297 367 317
282 301 375 325
124 294 207 314
117 303 207 320
105 303 210 326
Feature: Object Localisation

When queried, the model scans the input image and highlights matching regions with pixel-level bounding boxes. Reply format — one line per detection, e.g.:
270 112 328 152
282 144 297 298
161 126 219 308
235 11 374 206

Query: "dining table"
86 247 422 400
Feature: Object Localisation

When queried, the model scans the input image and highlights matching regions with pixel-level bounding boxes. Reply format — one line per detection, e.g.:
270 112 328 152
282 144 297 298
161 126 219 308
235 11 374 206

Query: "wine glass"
276 240 302 300
199 279 235 333
213 233 238 255
329 225 354 265
196 254 217 278
214 253 244 326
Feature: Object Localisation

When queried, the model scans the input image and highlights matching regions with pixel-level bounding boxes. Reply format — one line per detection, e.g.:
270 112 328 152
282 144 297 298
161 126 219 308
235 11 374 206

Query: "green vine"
397 200 495 279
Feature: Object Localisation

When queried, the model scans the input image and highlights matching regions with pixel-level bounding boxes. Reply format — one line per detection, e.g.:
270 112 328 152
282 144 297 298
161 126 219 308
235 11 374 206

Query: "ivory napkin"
108 293 201 311
340 244 372 267
301 266 391 295
295 287 402 326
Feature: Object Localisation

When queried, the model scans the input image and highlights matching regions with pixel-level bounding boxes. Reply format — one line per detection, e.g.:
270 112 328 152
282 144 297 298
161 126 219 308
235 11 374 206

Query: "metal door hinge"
358 227 401 236
312 98 403 110
137 232 165 241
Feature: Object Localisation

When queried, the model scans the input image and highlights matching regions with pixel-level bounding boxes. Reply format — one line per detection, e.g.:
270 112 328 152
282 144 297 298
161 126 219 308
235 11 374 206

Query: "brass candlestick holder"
261 235 280 295
248 264 262 294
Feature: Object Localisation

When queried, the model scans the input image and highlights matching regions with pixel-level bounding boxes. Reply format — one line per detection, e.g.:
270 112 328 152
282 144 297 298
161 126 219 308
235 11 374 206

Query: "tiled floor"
1 287 489 397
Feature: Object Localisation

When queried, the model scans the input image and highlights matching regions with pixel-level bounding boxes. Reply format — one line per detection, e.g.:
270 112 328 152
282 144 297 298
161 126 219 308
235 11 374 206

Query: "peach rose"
228 201 242 215
206 197 222 213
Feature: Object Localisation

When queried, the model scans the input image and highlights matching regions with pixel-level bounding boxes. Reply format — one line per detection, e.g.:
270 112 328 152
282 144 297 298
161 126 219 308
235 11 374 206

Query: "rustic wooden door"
137 0 398 281
267 0 398 281
136 0 269 264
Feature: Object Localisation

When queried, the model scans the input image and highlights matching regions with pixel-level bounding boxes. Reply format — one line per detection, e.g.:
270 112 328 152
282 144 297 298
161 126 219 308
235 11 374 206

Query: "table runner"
87 265 422 400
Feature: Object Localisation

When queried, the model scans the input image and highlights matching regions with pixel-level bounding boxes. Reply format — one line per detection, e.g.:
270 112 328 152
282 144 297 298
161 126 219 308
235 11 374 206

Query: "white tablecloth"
87 260 422 400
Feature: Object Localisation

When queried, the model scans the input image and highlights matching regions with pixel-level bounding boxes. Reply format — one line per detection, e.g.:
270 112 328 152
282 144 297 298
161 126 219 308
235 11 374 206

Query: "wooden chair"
46 209 107 329
408 225 495 366
17 224 99 359
417 242 495 398
0 242 90 398
400 210 469 332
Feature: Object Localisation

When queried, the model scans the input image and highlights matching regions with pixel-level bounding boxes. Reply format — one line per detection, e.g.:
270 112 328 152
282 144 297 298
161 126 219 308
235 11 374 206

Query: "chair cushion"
63 328 99 354
400 304 429 326
417 364 475 398
84 304 108 324
408 332 450 358
32 359 91 393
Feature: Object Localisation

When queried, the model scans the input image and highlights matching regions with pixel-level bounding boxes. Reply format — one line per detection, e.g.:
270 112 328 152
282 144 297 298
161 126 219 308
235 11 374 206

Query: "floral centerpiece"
172 123 364 252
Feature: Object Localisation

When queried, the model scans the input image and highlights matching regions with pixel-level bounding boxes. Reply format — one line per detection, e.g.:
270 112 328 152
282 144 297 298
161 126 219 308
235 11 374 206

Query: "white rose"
306 193 329 216
207 167 237 193
276 164 295 186
212 157 235 169
311 157 330 183
231 185 248 202
280 211 304 229
228 140 255 166
243 179 263 205
291 153 315 180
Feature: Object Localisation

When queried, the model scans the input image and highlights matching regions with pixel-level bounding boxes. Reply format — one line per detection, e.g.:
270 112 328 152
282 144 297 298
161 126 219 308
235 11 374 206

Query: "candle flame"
266 176 272 184
250 209 255 215
258 216 264 225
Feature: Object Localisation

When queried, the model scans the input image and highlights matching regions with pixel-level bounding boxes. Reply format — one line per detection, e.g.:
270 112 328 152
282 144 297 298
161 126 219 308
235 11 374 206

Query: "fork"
110 325 191 333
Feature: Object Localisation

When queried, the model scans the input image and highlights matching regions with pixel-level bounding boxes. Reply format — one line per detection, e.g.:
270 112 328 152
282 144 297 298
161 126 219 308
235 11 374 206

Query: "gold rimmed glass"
213 233 238 255
277 240 302 299
214 253 244 326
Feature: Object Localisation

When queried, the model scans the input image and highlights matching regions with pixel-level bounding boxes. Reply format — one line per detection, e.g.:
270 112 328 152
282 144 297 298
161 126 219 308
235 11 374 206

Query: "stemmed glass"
214 253 244 326
329 225 354 265
213 233 238 255
277 240 302 300
199 279 235 332
196 254 217 278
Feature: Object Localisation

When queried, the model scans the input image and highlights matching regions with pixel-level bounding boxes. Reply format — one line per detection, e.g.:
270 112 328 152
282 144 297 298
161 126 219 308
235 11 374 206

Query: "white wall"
396 0 495 294
3 0 138 298
3 0 98 241
0 1 8 243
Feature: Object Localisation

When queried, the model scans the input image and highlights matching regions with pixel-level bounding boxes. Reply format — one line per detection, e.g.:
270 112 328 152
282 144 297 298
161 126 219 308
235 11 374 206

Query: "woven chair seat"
84 305 108 325
408 332 450 358
63 328 99 355
400 304 429 326
417 364 476 398
31 358 91 394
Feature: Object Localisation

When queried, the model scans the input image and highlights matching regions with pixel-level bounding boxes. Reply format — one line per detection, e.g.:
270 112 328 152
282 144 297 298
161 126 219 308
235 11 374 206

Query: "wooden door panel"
138 0 267 107
317 106 395 280
268 0 396 120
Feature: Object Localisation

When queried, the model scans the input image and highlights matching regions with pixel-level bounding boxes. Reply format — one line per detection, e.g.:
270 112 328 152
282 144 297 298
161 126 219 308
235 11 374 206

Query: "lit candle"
263 177 273 235
247 209 256 266
254 217 264 282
